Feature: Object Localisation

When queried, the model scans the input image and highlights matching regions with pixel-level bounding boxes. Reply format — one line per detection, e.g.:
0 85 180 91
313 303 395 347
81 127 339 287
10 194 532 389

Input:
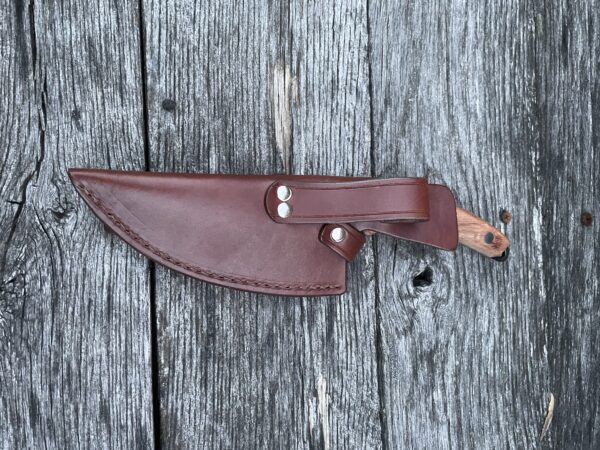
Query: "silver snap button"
276 185 292 202
277 202 292 218
330 227 346 243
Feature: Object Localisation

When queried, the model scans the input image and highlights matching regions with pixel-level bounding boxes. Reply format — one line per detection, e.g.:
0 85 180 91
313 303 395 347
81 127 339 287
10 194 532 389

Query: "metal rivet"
277 202 291 218
330 227 346 243
276 185 292 202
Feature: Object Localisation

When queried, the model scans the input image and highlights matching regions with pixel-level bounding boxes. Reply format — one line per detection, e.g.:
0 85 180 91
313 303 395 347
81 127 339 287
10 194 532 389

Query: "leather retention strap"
354 184 459 251
265 178 429 224
319 224 365 262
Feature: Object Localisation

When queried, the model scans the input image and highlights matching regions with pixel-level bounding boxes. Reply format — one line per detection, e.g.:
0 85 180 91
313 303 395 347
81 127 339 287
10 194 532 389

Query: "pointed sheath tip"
68 168 105 189
67 167 85 186
67 167 89 181
68 168 93 205
67 168 101 197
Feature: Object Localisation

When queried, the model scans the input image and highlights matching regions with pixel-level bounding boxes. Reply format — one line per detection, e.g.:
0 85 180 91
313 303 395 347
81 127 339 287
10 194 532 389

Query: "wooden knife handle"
456 207 510 259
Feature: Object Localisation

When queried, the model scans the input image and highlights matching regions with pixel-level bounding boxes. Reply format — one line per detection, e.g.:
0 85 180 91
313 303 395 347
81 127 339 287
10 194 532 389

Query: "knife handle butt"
456 207 510 259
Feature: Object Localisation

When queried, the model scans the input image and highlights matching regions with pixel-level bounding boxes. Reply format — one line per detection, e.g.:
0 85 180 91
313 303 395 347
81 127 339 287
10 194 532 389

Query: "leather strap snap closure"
265 178 430 224
319 224 365 262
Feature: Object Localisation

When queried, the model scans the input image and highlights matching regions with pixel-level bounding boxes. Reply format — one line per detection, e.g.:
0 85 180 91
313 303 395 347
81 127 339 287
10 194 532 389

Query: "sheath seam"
77 184 342 292
284 179 425 190
280 210 426 219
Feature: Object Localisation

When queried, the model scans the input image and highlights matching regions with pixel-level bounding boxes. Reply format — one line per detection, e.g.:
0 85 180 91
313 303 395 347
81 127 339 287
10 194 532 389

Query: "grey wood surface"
0 0 154 449
369 1 549 448
143 1 381 447
1 0 598 449
541 3 600 448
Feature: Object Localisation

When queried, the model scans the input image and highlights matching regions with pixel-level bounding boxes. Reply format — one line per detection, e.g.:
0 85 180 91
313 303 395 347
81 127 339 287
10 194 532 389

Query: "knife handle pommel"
456 207 510 260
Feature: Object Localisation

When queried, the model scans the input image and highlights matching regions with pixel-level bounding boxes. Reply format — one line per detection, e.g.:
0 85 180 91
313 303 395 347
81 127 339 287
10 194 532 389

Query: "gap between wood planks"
136 0 162 448
130 1 392 448
365 0 390 446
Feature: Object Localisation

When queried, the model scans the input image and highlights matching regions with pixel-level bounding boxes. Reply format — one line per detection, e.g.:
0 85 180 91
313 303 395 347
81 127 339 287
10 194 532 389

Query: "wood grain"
456 207 510 258
539 2 600 448
0 0 598 447
368 0 550 447
142 0 382 447
0 0 153 448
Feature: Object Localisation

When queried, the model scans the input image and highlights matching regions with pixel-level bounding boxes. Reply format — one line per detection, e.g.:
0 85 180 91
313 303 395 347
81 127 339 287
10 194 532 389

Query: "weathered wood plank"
143 0 381 447
288 1 381 447
1 1 595 447
539 2 600 447
369 0 549 447
0 1 153 448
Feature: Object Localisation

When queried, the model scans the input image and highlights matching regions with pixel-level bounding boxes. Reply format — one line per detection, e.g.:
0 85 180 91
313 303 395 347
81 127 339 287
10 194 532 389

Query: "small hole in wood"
412 266 433 288
500 209 512 224
580 211 593 226
162 99 177 112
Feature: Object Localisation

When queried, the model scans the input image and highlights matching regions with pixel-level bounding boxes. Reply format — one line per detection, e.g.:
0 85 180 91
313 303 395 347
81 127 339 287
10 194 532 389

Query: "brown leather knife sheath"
68 169 467 296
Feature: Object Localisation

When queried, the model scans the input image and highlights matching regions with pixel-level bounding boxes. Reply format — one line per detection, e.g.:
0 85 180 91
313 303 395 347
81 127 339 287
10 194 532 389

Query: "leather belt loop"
265 178 430 224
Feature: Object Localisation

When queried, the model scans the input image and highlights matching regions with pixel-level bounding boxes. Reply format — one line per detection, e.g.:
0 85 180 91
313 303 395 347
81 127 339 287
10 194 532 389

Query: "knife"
69 169 509 296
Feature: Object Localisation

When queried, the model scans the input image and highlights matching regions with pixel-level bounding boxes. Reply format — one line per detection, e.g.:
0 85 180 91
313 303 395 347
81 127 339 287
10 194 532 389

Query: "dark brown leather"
69 169 459 296
319 224 365 262
265 178 429 223
69 169 348 296
355 185 458 251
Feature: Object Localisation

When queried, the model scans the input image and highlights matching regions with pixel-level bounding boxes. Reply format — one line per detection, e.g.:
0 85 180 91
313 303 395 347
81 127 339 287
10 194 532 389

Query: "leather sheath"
69 169 458 296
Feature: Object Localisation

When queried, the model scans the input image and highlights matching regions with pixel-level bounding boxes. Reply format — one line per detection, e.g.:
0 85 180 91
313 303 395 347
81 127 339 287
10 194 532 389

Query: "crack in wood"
1 1 46 285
